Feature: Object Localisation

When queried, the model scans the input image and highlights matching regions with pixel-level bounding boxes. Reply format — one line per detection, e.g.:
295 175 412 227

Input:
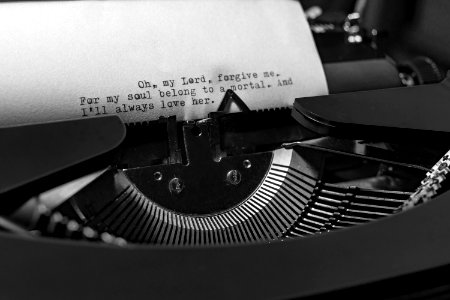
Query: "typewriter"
1 0 450 299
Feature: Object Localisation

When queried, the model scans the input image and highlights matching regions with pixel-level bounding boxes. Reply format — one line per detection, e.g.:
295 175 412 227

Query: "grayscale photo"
0 0 449 299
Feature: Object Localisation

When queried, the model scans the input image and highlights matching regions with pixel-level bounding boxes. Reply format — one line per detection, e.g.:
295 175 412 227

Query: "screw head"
243 160 252 169
154 171 163 181
226 170 242 185
169 177 184 194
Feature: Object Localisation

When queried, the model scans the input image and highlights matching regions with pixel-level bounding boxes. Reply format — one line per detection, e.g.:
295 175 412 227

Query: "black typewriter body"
2 0 450 299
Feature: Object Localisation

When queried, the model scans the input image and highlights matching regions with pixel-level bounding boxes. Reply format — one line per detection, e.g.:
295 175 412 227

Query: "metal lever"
0 116 126 214
293 72 450 144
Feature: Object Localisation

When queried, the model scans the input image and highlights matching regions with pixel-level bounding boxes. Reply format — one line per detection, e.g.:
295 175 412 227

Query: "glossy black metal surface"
0 116 125 214
293 74 450 143
1 189 450 299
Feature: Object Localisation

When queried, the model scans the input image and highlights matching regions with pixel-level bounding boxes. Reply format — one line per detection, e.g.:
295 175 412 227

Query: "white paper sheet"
0 0 328 126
